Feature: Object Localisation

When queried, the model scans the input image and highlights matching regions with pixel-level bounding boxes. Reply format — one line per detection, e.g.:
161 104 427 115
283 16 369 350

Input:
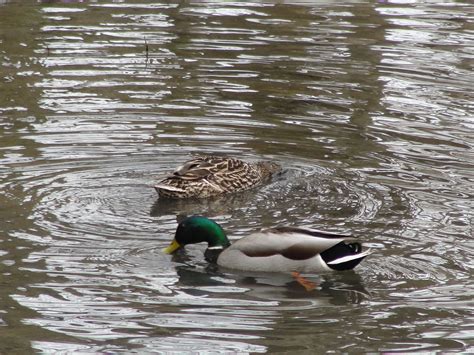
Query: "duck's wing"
201 156 251 176
230 227 350 260
204 156 274 190
162 156 245 179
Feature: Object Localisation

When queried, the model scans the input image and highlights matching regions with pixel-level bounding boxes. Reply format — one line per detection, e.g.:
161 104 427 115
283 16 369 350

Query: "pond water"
1 0 473 353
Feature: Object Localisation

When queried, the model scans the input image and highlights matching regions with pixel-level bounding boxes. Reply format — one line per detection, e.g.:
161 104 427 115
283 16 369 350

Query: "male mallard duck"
163 216 371 273
154 156 281 199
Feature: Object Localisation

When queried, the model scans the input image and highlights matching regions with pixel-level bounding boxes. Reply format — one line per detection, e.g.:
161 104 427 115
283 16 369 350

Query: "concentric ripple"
1 0 473 353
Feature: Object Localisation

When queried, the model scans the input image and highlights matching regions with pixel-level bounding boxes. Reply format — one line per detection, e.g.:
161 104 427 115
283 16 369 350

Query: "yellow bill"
163 239 182 254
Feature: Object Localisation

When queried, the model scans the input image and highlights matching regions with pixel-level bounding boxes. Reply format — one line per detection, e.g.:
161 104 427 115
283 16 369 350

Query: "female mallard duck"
154 156 281 199
163 216 371 273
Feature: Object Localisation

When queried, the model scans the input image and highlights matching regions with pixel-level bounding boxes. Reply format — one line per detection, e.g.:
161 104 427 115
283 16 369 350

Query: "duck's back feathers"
155 156 281 198
269 226 355 240
231 228 346 257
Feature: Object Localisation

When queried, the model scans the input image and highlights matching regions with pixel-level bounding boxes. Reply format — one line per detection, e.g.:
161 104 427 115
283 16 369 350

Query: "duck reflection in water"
171 260 370 305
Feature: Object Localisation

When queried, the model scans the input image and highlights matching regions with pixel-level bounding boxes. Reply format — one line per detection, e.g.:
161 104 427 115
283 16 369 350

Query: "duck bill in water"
163 239 182 254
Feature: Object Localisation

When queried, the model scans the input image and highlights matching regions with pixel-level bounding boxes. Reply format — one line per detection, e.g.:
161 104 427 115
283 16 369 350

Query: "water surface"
0 0 473 353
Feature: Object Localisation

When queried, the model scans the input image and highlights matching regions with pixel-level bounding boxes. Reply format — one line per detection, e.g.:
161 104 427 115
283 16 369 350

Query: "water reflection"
16 243 372 352
1 0 473 353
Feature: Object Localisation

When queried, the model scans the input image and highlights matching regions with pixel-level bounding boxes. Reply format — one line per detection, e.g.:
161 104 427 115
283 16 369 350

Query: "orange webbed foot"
291 271 317 291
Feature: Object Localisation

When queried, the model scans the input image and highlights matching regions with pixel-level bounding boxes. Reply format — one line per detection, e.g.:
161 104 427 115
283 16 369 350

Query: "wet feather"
154 156 281 198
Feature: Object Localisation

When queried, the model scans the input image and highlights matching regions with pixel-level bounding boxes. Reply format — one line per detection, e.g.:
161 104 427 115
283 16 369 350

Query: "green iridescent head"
163 216 230 254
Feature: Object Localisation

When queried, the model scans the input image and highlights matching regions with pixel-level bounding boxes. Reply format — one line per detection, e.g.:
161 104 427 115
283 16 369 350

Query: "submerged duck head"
256 161 282 177
163 216 231 261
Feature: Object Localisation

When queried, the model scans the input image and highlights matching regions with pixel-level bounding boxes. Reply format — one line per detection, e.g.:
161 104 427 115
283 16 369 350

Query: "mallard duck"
154 156 281 199
163 216 371 273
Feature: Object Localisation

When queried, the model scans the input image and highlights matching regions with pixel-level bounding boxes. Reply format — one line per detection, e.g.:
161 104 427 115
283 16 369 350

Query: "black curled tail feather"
320 242 368 271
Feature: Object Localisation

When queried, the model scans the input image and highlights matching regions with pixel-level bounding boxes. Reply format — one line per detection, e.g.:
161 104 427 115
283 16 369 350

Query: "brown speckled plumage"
154 156 281 199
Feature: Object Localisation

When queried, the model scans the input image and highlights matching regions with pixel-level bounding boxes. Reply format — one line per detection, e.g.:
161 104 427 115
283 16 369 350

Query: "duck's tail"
321 242 372 271
154 184 186 193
